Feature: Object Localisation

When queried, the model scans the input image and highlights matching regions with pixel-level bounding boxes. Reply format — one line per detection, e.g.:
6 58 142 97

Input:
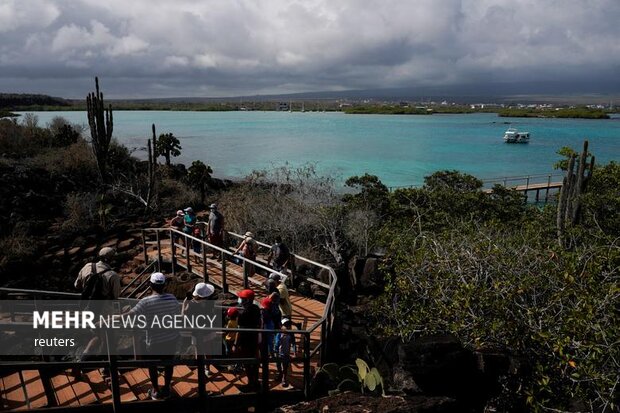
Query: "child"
224 307 239 356
275 317 296 387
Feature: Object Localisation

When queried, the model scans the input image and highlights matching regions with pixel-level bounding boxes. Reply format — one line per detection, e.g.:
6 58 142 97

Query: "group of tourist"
74 240 296 399
170 204 225 257
168 205 291 277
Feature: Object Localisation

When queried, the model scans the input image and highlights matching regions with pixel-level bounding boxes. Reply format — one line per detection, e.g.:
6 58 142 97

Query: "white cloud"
0 0 619 97
0 0 59 33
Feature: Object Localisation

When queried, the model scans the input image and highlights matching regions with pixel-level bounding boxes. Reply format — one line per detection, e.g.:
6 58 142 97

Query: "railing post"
202 242 208 282
156 230 162 268
109 356 122 413
170 230 176 277
545 174 552 203
39 363 57 407
185 235 192 272
260 333 269 397
525 176 530 190
221 250 228 294
242 259 249 289
142 229 148 264
303 331 311 398
320 317 327 366
289 254 295 288
197 354 207 412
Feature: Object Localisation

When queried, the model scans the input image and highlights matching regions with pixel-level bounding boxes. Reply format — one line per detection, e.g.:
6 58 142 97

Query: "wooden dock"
0 228 336 412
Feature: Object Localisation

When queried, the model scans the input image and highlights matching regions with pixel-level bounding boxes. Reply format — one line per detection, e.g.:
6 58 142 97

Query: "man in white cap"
182 282 218 371
125 272 179 400
206 203 225 259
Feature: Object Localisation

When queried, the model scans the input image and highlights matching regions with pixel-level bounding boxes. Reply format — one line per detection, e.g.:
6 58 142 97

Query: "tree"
155 133 182 166
187 160 213 204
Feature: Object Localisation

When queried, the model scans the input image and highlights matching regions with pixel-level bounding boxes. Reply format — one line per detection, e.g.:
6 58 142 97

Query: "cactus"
318 358 385 396
320 363 340 381
557 140 595 246
86 77 113 184
337 379 360 392
144 124 158 211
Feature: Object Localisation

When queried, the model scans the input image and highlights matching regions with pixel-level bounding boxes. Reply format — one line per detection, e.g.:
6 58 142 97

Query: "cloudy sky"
1 0 619 98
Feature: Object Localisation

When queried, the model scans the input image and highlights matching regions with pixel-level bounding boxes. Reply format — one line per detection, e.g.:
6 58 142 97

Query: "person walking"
169 210 185 244
73 247 121 375
269 273 292 319
233 232 258 277
233 289 260 391
206 203 225 259
275 318 297 387
182 282 217 377
266 236 290 272
125 272 180 400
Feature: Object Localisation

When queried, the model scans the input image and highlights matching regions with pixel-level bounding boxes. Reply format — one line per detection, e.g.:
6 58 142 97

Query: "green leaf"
364 372 377 391
355 358 370 380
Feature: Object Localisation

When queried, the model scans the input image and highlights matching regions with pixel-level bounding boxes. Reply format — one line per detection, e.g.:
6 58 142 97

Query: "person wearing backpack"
73 247 121 375
233 231 258 277
75 247 121 306
266 236 290 272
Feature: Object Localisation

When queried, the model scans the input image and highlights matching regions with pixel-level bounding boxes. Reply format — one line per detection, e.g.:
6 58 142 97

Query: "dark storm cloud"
0 0 619 98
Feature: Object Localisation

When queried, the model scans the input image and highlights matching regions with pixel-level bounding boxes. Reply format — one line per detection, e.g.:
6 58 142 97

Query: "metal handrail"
388 172 565 191
120 260 158 296
142 228 338 368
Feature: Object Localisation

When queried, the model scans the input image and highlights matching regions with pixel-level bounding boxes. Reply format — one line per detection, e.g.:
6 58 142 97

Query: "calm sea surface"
21 111 620 187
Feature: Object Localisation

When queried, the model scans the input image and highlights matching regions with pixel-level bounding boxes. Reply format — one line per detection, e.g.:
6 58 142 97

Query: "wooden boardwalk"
0 231 333 411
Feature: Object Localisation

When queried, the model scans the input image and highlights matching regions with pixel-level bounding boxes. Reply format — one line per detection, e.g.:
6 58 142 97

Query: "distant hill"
0 93 71 109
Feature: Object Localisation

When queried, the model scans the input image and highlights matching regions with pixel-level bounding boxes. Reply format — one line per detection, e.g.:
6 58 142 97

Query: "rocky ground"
274 392 459 413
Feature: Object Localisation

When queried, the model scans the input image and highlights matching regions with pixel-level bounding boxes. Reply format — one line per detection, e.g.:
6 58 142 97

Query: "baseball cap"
150 272 166 284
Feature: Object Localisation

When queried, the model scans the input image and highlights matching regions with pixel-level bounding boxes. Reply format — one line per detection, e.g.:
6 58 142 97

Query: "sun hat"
98 247 115 258
150 272 166 284
193 282 215 298
176 210 184 216
238 289 255 300
184 207 194 213
209 203 217 209
244 231 254 238
226 307 239 318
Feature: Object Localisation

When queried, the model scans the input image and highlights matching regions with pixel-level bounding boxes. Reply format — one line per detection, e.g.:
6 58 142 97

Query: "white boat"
503 127 530 143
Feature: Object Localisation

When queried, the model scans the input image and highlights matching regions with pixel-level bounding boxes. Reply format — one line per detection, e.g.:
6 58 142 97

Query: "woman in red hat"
233 289 260 391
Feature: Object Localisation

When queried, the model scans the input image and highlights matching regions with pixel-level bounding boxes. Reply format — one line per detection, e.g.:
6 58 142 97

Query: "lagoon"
21 111 620 187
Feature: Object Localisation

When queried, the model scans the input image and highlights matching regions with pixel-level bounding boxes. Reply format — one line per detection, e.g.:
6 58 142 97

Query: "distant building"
276 102 289 111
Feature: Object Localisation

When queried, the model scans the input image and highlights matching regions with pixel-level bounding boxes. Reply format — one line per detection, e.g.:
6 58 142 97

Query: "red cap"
260 297 271 309
238 289 255 300
226 307 239 318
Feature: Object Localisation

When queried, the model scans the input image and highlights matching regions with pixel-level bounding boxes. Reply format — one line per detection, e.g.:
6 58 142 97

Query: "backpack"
81 262 105 301
274 243 290 266
243 240 256 259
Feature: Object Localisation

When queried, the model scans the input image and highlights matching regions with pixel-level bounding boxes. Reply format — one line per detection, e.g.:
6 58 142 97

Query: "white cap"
150 272 166 284
98 247 115 258
281 317 291 325
193 282 215 298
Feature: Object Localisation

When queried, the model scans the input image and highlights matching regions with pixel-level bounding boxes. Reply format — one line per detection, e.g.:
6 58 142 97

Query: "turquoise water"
21 111 620 187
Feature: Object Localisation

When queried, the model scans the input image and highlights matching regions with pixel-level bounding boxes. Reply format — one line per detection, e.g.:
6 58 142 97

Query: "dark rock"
274 392 459 413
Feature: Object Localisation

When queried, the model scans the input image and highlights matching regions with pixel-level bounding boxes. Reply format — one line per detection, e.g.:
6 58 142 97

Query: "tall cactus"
86 77 113 184
145 124 158 210
557 140 595 246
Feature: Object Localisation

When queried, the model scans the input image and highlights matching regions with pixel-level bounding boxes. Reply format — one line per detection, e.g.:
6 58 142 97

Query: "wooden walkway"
0 232 333 411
